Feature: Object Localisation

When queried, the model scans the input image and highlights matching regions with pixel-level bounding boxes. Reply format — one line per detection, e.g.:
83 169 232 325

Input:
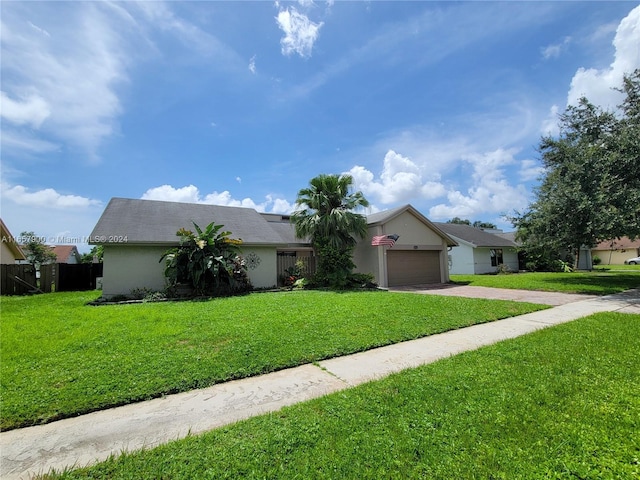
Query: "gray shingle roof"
495 231 519 245
366 205 409 225
434 222 518 248
90 198 287 246
263 220 311 245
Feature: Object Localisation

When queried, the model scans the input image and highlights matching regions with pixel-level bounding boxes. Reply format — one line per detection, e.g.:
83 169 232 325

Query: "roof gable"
367 205 457 246
90 198 287 246
434 223 517 248
1 218 26 260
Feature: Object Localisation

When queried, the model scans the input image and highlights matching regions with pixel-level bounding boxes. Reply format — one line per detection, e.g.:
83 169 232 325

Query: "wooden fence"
0 264 38 295
1 263 103 295
276 254 316 286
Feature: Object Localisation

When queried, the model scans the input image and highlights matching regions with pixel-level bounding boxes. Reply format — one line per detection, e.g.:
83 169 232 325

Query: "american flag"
371 234 399 247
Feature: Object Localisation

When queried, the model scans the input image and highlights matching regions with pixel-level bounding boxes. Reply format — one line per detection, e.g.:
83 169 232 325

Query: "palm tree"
291 174 369 287
292 173 370 249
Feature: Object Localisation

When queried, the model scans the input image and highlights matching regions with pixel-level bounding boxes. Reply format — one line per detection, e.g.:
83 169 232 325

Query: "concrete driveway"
388 284 598 306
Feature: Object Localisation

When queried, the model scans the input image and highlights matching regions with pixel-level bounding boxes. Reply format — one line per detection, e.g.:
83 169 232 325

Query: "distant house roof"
90 198 297 246
495 231 519 245
51 245 82 263
434 223 518 248
594 237 640 250
260 213 311 246
367 205 458 247
0 218 26 261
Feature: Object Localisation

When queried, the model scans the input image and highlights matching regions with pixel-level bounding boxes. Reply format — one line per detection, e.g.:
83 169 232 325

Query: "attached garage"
387 250 441 286
352 205 457 288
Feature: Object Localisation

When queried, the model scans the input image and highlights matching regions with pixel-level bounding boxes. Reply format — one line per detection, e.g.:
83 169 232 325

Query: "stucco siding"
102 245 279 298
240 246 278 289
592 248 639 265
448 244 475 274
473 247 519 274
472 248 493 274
102 246 167 298
439 247 450 283
353 227 382 281
502 249 519 272
384 213 443 245
1 242 18 264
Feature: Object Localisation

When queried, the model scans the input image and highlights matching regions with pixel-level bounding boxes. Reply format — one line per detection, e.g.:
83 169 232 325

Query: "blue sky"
1 1 639 251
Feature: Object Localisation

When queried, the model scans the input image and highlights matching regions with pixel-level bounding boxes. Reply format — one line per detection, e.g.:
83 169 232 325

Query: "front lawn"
0 290 546 430
451 269 640 294
47 312 640 479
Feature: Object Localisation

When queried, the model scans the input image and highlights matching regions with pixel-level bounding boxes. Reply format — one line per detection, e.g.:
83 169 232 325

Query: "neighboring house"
494 231 593 271
18 244 83 265
50 245 83 264
592 237 640 265
0 219 27 264
89 198 456 298
434 223 519 274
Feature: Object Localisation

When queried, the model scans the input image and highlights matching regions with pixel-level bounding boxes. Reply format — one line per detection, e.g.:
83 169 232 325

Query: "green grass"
0 290 546 430
451 268 640 294
46 312 640 479
599 263 640 271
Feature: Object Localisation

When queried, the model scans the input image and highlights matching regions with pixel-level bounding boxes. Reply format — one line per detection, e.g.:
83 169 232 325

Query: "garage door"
387 250 441 286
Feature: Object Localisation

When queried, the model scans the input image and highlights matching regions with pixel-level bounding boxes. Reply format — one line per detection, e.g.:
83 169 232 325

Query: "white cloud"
1 183 102 209
428 148 529 221
540 104 560 137
1 130 59 154
133 2 231 58
271 197 295 213
0 91 51 128
519 159 544 182
1 3 130 162
276 6 323 58
1 2 244 163
541 36 571 60
342 102 541 221
567 5 640 109
249 55 257 74
347 150 446 204
283 2 559 101
141 184 201 203
28 21 50 37
141 185 294 214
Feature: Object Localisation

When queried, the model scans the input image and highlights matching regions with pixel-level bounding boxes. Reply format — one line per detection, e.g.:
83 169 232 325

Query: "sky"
1 1 639 252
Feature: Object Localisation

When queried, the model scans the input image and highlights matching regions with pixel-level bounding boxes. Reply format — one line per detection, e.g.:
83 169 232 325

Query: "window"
490 249 503 267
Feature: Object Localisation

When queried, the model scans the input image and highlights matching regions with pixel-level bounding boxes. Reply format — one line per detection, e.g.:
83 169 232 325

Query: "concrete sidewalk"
2 290 638 480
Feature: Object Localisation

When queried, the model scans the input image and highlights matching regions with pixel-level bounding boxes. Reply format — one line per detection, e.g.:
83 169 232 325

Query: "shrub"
347 272 377 288
160 221 252 298
314 243 356 289
495 263 512 274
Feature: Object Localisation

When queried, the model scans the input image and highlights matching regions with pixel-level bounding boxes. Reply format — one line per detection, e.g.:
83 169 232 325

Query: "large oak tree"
512 70 640 270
